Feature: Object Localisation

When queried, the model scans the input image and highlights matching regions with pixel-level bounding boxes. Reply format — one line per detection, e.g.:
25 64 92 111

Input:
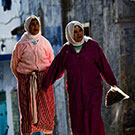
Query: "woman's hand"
113 85 117 88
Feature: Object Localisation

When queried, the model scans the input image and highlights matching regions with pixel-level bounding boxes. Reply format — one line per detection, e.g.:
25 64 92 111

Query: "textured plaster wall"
120 23 135 135
0 0 20 54
0 61 17 135
116 0 135 135
0 0 21 135
0 61 17 91
102 1 121 135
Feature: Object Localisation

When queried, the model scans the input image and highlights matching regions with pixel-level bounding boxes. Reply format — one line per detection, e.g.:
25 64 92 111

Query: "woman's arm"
96 44 117 86
42 48 66 91
10 45 19 79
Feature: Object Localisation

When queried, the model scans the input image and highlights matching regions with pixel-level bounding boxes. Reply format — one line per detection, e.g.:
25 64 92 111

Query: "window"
82 22 91 36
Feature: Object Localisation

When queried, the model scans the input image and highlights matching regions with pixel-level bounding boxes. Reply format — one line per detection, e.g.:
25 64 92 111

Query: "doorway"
0 90 8 135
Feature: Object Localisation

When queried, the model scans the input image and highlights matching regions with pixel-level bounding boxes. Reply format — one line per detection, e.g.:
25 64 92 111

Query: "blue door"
0 91 7 135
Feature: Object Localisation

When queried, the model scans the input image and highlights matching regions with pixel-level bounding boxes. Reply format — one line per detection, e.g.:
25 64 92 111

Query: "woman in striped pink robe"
11 15 55 135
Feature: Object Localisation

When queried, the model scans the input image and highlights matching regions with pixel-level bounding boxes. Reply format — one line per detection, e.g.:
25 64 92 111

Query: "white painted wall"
0 60 17 135
0 0 21 54
0 0 21 135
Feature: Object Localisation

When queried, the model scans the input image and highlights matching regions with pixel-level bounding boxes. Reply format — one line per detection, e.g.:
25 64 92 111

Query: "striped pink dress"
17 70 55 134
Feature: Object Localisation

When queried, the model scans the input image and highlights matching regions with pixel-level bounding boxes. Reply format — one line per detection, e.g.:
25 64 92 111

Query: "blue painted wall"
45 26 63 55
0 91 7 135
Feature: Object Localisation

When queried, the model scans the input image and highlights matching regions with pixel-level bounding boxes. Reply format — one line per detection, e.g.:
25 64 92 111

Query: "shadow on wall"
45 26 63 56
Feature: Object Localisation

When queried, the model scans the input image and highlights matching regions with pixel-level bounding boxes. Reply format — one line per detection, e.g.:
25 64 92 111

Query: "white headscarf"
65 21 85 46
19 15 41 44
65 21 92 46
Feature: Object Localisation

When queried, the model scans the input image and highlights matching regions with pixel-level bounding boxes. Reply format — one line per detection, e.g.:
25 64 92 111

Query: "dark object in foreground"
105 87 129 107
105 89 125 106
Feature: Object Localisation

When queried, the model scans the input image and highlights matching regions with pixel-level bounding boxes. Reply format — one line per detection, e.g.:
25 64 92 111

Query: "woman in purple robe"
42 21 117 135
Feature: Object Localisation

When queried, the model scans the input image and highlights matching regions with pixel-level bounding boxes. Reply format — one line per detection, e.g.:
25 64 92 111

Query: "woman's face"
29 19 40 35
73 25 83 42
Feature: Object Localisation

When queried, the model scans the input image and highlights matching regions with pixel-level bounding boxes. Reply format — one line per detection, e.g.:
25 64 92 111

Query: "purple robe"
42 39 117 135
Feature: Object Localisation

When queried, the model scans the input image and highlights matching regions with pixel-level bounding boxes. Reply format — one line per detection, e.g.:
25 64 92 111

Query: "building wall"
117 1 135 135
0 0 20 54
101 1 122 135
0 60 17 135
0 0 21 135
120 22 135 135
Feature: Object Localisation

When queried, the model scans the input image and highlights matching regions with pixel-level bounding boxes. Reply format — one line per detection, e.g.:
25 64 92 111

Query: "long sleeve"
10 45 20 79
48 42 54 63
96 44 117 86
42 49 66 91
11 36 55 75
